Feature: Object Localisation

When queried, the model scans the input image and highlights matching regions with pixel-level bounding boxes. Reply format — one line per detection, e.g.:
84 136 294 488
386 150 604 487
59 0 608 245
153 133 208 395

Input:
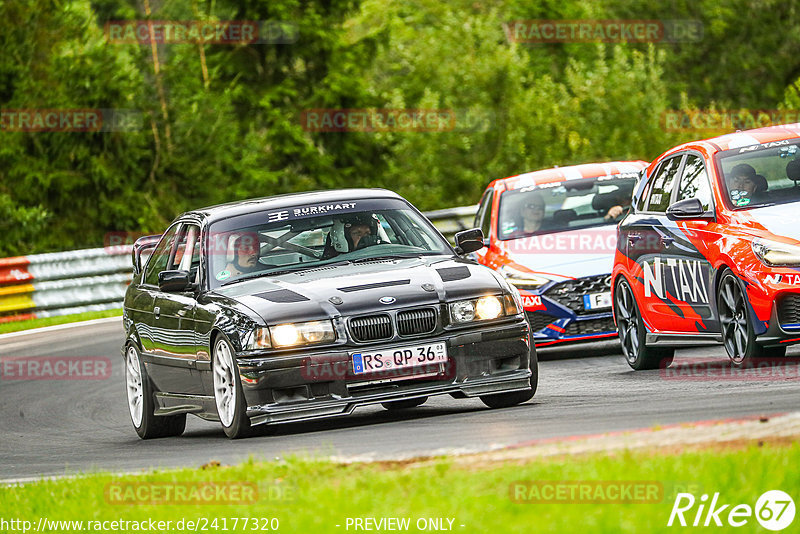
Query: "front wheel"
718 271 776 367
614 277 674 370
125 344 186 439
480 348 538 409
213 336 253 439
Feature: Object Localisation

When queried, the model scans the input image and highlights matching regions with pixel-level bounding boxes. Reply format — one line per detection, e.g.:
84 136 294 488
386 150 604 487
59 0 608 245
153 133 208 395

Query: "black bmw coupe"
123 189 536 438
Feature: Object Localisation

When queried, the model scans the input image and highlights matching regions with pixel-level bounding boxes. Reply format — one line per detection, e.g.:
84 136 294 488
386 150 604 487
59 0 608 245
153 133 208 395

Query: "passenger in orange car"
520 193 547 233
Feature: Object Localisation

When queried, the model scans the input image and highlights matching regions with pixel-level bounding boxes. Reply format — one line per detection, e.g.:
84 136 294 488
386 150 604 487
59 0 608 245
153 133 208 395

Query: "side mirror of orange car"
666 198 714 221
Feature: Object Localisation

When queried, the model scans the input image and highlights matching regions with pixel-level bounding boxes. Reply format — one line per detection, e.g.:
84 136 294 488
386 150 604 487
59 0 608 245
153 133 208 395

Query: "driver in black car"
322 213 382 259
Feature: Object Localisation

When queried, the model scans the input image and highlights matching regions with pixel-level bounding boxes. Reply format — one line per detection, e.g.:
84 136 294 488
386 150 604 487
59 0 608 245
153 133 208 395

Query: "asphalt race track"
2 318 800 480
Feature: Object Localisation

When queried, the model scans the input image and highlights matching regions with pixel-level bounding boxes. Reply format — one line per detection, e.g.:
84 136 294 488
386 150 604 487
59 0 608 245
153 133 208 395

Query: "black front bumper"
236 320 533 425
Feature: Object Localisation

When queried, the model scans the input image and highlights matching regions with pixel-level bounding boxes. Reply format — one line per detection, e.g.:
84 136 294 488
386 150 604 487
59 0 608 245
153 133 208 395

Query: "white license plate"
583 291 612 311
351 342 447 375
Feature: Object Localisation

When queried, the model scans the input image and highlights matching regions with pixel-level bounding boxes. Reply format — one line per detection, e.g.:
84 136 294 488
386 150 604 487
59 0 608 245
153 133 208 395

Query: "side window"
143 224 181 286
677 154 713 211
645 156 683 213
475 189 494 238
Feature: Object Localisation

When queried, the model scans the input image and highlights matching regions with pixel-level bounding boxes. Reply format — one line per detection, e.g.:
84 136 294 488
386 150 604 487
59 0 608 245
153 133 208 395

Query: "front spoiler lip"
245 370 532 426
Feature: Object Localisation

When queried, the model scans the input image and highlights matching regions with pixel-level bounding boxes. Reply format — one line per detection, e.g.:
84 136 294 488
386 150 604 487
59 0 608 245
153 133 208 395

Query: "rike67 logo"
668 490 795 530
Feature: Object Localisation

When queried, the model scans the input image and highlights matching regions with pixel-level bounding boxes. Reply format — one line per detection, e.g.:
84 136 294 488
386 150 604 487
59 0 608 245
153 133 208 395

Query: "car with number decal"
122 189 536 439
612 123 800 369
474 161 648 347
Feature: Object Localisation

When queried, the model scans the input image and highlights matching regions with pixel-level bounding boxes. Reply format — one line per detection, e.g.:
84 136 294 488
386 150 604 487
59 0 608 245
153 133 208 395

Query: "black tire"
480 346 538 409
718 270 777 367
381 397 428 411
614 277 674 370
212 335 254 439
124 343 186 439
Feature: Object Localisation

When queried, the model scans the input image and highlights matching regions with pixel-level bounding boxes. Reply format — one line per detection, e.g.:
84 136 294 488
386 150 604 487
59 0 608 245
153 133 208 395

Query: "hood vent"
436 266 470 282
338 279 410 293
253 289 310 303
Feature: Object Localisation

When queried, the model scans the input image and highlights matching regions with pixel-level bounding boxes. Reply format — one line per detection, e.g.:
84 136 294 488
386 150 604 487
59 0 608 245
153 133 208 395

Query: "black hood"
208 256 504 325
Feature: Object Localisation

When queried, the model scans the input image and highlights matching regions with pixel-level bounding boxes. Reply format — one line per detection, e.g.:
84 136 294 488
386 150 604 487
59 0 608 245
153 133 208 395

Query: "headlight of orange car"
752 238 800 267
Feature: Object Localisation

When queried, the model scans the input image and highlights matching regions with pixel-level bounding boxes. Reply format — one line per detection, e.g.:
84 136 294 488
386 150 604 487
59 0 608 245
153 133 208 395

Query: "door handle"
154 306 160 320
661 236 674 248
627 234 641 245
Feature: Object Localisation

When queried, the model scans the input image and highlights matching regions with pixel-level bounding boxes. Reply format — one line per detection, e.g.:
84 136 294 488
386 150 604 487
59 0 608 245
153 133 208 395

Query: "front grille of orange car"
525 311 560 332
397 308 437 336
564 317 617 336
544 275 612 315
778 294 800 330
349 314 393 342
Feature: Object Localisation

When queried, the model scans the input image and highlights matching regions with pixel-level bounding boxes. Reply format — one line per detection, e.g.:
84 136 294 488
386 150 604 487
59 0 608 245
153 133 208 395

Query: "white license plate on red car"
351 342 447 375
583 291 612 311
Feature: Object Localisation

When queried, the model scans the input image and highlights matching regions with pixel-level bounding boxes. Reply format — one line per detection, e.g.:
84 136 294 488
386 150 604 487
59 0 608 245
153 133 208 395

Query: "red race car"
474 161 647 347
612 123 800 369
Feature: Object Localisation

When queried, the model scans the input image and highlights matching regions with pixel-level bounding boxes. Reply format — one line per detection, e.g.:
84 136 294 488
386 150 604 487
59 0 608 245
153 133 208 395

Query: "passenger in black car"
225 233 261 276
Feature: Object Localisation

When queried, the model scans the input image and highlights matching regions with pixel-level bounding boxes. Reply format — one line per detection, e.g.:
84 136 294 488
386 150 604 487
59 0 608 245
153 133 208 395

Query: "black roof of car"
183 188 404 223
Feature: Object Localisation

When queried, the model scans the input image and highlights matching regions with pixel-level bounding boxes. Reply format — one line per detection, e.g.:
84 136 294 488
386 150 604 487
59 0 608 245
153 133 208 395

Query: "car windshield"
716 138 800 209
206 198 451 287
497 175 638 240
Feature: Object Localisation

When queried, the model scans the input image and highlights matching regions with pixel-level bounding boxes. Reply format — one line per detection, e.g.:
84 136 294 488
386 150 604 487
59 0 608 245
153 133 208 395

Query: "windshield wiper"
350 253 423 263
220 261 351 285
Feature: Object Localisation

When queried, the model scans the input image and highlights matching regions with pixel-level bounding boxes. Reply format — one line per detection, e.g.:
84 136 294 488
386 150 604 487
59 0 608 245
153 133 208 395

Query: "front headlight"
499 265 550 289
752 238 800 267
449 295 505 324
271 320 336 348
247 320 336 350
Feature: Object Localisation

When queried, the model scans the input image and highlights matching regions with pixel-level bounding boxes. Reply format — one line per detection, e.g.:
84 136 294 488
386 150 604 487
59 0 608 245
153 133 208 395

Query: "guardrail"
0 205 479 323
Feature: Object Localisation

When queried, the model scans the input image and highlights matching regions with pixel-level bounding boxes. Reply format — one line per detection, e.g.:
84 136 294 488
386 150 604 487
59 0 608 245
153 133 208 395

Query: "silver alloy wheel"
615 280 639 364
125 345 143 427
719 275 748 364
213 338 237 427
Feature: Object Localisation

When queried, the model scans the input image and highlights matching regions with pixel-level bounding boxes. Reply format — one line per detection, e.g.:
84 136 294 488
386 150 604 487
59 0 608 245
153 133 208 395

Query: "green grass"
3 442 798 533
0 308 122 334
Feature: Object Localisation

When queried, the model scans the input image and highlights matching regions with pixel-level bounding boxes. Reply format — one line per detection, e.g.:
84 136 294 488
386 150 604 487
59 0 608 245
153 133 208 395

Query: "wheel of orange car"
381 397 427 410
125 343 186 439
717 270 781 367
614 277 674 370
213 335 254 439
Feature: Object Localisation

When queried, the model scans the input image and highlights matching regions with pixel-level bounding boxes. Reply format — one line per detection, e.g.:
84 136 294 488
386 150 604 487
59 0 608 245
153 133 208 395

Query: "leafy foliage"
1 0 799 254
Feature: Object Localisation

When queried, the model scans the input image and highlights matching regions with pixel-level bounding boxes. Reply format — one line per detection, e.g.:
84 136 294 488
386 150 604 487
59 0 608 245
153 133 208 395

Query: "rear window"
497 175 638 240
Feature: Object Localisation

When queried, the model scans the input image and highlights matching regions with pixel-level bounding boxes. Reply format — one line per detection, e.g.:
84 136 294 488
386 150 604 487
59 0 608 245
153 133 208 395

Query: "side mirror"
455 228 485 254
666 198 713 221
158 270 192 292
132 234 161 275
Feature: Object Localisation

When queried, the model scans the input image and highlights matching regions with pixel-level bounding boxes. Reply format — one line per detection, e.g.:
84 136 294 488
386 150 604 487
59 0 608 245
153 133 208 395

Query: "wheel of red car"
717 270 782 367
613 277 674 370
213 335 254 439
125 343 186 439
